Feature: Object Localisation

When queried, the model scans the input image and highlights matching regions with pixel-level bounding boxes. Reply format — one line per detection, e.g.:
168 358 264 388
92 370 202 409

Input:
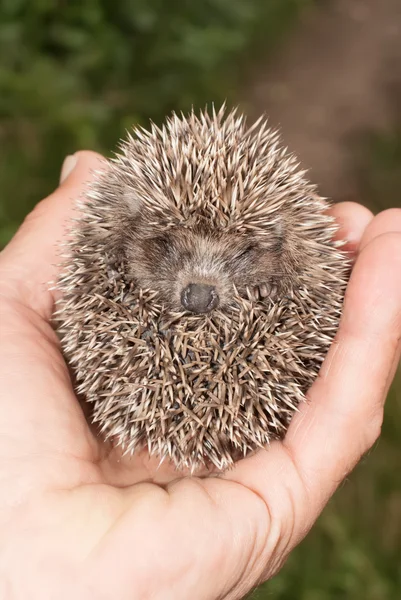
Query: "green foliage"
0 0 309 245
356 130 401 212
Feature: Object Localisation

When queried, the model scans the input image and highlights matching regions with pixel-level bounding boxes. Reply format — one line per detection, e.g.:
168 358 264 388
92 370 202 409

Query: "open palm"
0 152 400 600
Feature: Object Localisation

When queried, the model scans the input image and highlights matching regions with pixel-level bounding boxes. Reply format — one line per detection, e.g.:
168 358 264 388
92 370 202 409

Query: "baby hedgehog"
55 106 350 472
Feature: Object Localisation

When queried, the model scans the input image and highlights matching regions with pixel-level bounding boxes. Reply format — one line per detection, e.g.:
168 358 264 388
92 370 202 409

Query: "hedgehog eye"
152 235 172 252
237 244 256 260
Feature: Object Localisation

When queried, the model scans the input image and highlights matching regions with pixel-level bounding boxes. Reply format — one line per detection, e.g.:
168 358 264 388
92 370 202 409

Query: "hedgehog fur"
55 106 350 472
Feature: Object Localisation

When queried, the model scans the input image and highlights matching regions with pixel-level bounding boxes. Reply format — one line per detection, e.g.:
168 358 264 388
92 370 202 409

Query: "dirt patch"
242 0 401 203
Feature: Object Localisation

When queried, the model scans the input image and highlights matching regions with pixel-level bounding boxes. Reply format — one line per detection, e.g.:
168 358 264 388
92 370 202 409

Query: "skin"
0 150 400 600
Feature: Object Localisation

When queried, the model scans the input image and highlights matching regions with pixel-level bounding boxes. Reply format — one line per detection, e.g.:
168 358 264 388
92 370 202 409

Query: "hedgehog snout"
181 283 219 314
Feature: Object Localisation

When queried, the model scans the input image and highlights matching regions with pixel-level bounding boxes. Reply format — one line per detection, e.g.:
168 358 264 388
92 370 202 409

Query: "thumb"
0 150 106 318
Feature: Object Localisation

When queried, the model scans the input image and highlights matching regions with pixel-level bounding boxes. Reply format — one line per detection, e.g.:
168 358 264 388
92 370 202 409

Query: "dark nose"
181 283 219 314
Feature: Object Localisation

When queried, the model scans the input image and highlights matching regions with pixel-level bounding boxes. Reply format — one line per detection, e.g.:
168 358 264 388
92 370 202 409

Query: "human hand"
0 152 400 600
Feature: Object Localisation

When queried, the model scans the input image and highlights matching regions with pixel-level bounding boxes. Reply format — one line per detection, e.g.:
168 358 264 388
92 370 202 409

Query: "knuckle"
366 230 401 253
361 231 401 276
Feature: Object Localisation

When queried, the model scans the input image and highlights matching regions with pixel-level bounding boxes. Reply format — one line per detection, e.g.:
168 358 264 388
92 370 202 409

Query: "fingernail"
60 154 78 184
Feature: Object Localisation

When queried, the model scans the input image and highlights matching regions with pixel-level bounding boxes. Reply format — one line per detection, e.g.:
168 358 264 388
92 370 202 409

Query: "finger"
0 151 106 319
359 207 401 251
284 230 401 508
0 297 99 465
328 201 374 254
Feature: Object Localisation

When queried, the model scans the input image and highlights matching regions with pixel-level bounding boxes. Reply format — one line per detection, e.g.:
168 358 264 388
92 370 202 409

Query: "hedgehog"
55 106 350 472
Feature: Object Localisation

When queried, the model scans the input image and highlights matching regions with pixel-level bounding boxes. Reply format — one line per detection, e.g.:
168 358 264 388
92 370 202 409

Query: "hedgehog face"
122 212 288 313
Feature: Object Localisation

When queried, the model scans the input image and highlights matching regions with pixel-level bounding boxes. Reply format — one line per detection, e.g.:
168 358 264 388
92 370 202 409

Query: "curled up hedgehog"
55 106 350 472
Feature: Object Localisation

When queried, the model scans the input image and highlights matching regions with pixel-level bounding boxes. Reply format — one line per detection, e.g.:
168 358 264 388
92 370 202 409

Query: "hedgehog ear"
260 217 285 252
122 184 143 217
274 217 285 241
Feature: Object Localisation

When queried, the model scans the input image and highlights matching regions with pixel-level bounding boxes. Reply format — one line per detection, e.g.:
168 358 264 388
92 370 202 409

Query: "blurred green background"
1 1 400 598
